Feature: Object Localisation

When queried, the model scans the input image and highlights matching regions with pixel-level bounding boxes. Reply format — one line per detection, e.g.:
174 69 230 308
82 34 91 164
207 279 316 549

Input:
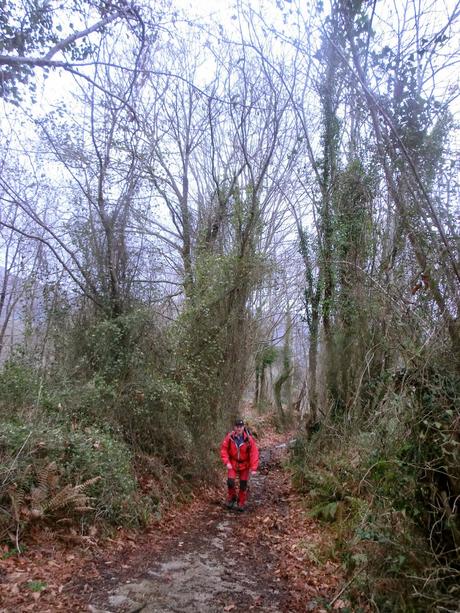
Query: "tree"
0 0 147 102
335 0 460 364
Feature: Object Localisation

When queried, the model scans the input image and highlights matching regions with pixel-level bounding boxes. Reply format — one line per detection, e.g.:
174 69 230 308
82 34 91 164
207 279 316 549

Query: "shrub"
60 309 173 383
0 355 41 411
290 366 460 611
115 375 204 478
43 374 118 426
0 417 146 542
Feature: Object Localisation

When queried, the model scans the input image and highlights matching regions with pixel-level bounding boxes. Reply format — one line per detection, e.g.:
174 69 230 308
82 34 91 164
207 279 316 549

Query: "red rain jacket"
220 428 259 472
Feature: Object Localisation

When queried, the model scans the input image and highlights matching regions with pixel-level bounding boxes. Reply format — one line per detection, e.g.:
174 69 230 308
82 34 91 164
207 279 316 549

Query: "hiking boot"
236 504 246 512
225 497 237 509
237 490 247 510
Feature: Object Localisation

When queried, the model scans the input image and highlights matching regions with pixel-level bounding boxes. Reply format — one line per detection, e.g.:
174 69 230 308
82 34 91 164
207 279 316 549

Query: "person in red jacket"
220 418 259 511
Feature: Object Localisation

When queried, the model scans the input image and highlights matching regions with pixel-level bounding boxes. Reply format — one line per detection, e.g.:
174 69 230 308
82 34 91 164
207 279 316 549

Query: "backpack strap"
243 427 252 450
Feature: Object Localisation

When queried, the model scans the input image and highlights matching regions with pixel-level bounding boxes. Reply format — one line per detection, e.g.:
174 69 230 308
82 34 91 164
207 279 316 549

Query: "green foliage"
0 418 144 531
335 159 374 261
0 355 117 427
26 580 47 592
256 345 277 368
116 374 195 474
45 310 199 471
310 500 339 522
0 355 41 411
2 546 24 559
175 248 265 424
410 370 460 555
58 375 118 424
291 366 460 610
0 300 222 538
69 310 159 382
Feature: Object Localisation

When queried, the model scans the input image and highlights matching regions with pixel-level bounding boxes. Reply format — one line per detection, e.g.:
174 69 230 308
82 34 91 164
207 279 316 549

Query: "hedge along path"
86 430 346 613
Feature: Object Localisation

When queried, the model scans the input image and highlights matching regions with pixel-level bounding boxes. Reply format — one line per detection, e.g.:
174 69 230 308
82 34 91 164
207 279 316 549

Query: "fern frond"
30 462 54 508
48 471 59 490
37 462 52 489
46 484 74 512
31 485 47 506
46 476 99 513
8 485 25 522
76 476 101 490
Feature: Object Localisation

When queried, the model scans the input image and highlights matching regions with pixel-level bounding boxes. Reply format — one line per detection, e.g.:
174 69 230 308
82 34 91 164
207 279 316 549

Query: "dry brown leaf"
263 516 271 523
333 599 347 609
7 571 26 581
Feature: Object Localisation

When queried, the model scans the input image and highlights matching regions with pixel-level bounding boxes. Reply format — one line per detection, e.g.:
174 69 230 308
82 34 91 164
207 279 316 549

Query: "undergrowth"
0 306 228 546
0 417 149 544
291 368 460 611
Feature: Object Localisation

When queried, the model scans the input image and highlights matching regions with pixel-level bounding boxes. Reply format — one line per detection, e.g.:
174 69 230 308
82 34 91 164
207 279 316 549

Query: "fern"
30 462 59 517
31 486 47 506
3 462 101 546
35 461 58 499
8 484 25 522
46 476 100 513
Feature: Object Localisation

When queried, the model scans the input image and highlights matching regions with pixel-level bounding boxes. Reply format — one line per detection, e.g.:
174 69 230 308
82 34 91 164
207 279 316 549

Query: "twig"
329 568 364 607
357 460 381 494
15 523 21 554
1 431 32 487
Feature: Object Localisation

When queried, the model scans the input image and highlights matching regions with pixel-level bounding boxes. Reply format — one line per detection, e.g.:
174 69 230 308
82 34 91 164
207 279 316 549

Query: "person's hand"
251 471 257 476
226 463 232 469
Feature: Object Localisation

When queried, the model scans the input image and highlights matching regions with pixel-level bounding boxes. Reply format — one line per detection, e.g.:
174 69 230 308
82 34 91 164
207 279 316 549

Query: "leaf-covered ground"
0 426 350 612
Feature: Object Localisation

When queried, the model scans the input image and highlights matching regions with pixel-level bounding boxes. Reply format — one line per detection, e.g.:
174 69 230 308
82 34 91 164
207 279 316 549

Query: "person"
220 418 259 511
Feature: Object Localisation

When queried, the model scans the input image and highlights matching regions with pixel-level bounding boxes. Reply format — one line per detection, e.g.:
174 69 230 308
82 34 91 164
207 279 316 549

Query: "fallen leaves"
240 457 348 611
0 418 355 612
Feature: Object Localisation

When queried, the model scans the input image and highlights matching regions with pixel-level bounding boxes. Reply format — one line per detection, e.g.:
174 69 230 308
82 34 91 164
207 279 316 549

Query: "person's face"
235 424 244 433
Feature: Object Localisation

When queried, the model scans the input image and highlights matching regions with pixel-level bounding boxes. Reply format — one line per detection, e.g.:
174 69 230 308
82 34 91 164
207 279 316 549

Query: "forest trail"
86 434 345 613
89 445 292 613
0 429 346 612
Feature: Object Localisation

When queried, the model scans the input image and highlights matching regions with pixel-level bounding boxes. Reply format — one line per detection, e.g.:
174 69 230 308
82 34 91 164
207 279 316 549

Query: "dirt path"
88 446 293 612
1 432 346 612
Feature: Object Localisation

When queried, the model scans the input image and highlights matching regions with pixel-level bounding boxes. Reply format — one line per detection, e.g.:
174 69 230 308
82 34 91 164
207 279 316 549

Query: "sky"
1 0 459 272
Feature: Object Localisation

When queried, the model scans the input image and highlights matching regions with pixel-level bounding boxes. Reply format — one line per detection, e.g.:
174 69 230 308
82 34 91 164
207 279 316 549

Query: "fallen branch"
329 568 364 607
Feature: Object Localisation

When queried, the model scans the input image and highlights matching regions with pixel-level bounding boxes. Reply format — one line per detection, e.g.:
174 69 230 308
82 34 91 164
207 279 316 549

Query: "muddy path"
88 445 293 613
